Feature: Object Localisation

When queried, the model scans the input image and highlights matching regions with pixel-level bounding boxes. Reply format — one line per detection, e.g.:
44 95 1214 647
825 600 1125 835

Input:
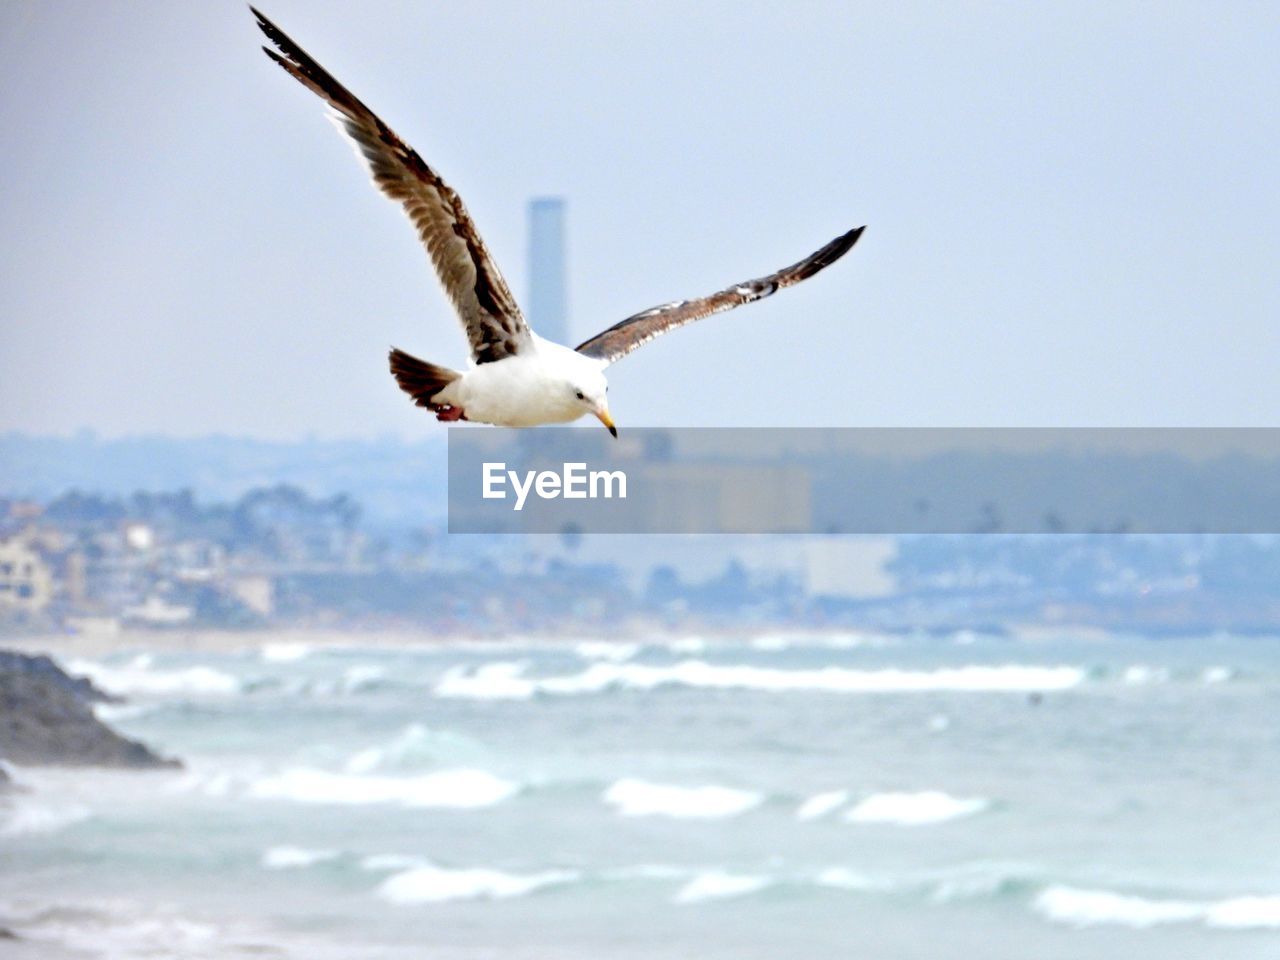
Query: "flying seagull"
253 8 864 437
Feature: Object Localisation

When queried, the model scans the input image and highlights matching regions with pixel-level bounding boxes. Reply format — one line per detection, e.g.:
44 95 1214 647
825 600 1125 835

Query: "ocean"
3 630 1279 959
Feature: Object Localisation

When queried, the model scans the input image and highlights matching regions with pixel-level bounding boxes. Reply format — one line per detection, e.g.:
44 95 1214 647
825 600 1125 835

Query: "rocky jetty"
0 651 179 769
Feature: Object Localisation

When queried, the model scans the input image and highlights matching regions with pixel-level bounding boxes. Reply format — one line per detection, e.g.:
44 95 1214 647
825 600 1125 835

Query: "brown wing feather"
253 7 528 364
575 226 865 365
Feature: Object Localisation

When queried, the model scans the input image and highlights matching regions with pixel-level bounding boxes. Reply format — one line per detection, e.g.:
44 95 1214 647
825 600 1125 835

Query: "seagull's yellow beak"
595 407 618 438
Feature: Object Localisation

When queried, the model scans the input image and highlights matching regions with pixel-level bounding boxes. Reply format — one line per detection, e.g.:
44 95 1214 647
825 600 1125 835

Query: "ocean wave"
68 655 240 697
673 870 773 903
0 899 274 959
260 641 312 663
844 791 989 825
1207 895 1280 929
602 779 763 819
248 767 519 809
746 631 881 651
666 636 708 653
816 861 1037 901
344 724 485 775
0 799 92 837
91 701 160 723
359 853 426 873
434 661 534 700
377 864 578 904
574 641 640 662
339 664 386 692
1033 885 1280 930
749 634 794 651
261 845 340 869
434 659 1086 700
814 866 891 892
795 789 850 821
1121 665 1171 686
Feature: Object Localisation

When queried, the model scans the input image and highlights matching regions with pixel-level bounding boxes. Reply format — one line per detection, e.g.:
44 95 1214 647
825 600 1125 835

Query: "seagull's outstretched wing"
575 226 865 365
253 7 529 365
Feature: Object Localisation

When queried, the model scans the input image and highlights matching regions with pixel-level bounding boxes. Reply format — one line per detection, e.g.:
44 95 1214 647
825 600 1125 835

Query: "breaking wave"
259 642 312 663
602 779 763 819
0 798 92 837
434 660 1085 700
377 864 579 904
844 791 990 825
574 641 640 662
795 789 850 821
1033 885 1280 930
247 767 519 809
261 845 340 869
67 655 240 697
673 870 774 903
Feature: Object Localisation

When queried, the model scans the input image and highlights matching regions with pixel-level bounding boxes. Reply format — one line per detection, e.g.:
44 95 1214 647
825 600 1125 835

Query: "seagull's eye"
575 390 585 400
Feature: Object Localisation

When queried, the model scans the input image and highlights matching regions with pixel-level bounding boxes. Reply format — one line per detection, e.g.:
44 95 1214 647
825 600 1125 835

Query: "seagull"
253 8 864 437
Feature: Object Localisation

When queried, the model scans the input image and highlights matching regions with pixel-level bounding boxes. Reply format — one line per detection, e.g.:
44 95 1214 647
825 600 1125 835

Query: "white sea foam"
343 723 474 775
574 641 640 662
260 642 312 663
750 633 793 651
1206 895 1280 929
1122 665 1170 686
796 789 850 821
674 870 773 904
434 661 534 700
814 866 887 892
1203 665 1235 684
261 845 340 869
1034 885 1209 928
68 656 240 697
1033 885 1280 930
92 701 158 723
845 791 989 825
603 779 762 819
0 799 92 837
339 664 386 692
377 864 578 904
434 659 1086 700
248 767 518 808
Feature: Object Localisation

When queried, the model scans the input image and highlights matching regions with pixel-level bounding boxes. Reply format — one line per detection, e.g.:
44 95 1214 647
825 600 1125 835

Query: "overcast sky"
1 1 1277 439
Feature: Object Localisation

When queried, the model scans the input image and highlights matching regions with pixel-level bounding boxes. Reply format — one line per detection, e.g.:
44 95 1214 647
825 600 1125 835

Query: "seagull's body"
431 337 607 428
253 9 864 436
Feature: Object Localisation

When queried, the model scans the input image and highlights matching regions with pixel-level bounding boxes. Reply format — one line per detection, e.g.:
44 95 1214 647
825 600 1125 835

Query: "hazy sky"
2 1 1277 439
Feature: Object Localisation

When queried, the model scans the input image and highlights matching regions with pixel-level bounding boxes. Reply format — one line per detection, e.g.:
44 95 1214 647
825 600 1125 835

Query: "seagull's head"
567 368 615 438
541 344 616 436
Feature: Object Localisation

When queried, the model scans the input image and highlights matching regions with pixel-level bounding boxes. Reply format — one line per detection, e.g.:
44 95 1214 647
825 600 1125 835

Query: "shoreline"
0 620 1146 661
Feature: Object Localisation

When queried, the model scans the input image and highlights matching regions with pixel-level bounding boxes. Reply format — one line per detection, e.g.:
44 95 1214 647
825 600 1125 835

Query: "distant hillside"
0 432 447 526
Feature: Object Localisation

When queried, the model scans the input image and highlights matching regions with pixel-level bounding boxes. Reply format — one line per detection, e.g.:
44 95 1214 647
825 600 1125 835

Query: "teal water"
3 631 1280 958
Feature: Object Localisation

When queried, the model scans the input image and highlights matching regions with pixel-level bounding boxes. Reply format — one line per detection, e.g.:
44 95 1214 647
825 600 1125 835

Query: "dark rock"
0 650 120 704
0 654 180 769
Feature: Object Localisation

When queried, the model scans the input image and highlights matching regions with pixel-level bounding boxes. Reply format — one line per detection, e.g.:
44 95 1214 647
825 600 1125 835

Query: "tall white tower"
527 197 568 344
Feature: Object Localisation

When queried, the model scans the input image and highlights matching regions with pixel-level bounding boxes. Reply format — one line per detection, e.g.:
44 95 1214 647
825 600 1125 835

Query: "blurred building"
528 197 568 343
799 537 898 599
0 535 54 613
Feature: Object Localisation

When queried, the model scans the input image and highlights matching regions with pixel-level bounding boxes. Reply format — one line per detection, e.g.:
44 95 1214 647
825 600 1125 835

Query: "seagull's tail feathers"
389 348 460 409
